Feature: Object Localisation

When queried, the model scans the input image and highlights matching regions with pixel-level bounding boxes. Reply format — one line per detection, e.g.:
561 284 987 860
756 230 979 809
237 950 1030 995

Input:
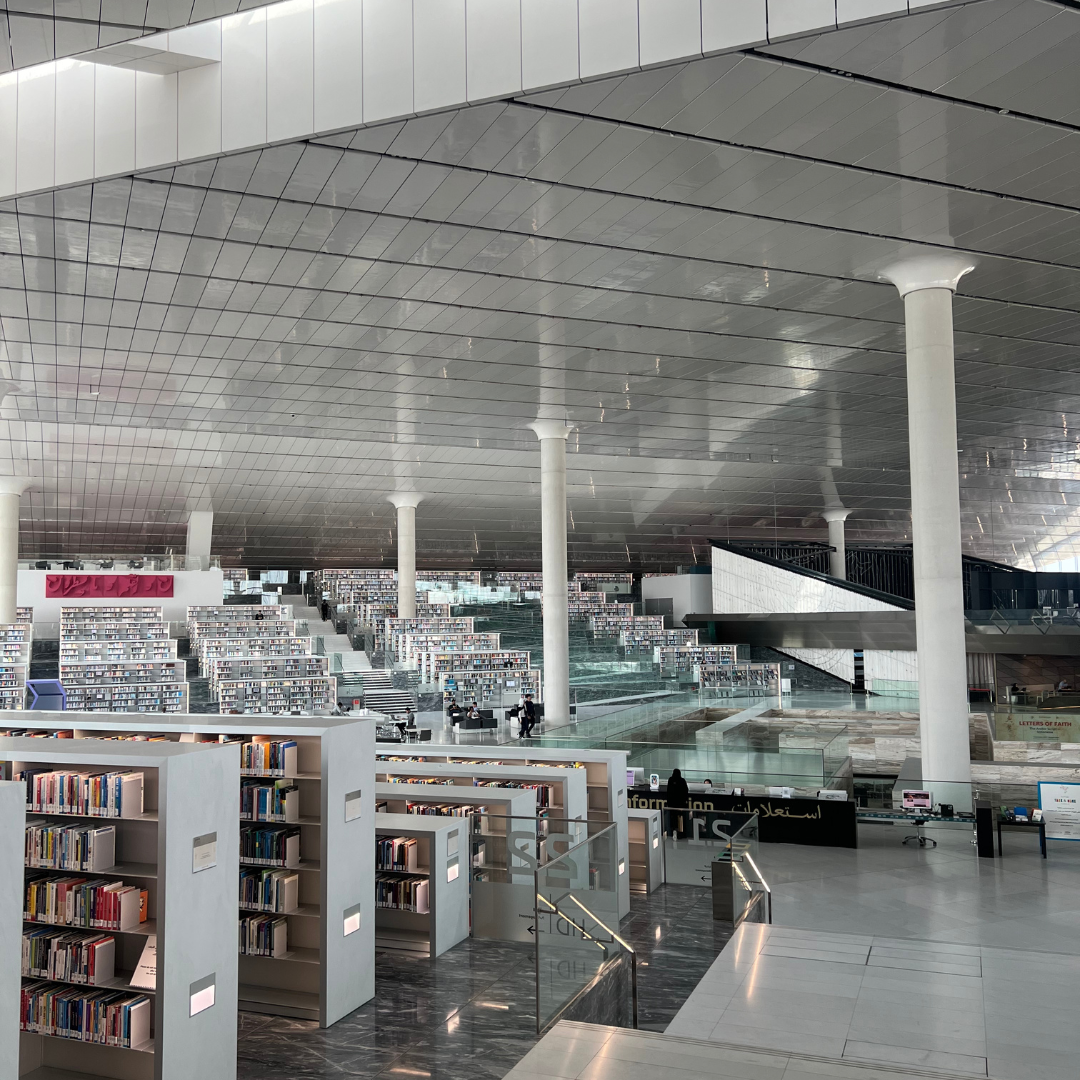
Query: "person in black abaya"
665 768 690 838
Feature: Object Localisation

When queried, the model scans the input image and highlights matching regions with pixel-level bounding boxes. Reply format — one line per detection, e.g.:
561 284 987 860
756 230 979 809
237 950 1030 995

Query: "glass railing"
534 821 635 1034
20 555 221 571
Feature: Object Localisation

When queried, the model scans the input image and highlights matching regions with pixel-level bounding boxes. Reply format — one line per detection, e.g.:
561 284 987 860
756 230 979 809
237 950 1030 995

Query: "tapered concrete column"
881 254 975 795
821 508 851 580
388 493 423 620
0 478 32 625
186 510 214 569
528 420 572 724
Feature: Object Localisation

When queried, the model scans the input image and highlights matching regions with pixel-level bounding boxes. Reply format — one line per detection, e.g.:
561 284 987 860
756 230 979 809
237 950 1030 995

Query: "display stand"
0 713 374 1029
2 736 239 1080
374 813 468 957
627 808 662 893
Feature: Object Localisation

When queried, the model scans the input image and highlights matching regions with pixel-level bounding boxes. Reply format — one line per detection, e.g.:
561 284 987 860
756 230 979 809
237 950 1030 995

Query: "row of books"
239 739 297 777
25 820 116 872
22 927 116 985
477 780 554 807
20 980 151 1048
238 868 299 914
375 874 429 913
406 802 483 818
240 780 299 823
239 826 301 868
385 776 453 786
17 769 144 818
25 874 145 932
376 836 419 872
238 913 287 957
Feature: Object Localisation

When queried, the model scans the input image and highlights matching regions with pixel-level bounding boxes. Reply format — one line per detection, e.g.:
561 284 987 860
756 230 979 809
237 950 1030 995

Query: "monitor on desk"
902 789 932 810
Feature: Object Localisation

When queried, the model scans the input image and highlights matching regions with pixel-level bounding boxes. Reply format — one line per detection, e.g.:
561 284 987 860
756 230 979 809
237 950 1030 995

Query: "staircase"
355 669 416 715
287 603 353 653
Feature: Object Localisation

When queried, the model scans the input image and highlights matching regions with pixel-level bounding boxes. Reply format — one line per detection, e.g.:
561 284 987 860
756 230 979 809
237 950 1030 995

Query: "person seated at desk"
1058 679 1072 692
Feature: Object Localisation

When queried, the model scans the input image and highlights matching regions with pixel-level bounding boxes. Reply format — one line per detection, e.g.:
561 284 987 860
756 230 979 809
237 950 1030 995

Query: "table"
857 810 976 848
997 817 1046 858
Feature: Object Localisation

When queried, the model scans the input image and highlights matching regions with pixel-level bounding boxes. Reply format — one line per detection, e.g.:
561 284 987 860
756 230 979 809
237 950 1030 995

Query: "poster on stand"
1038 782 1080 841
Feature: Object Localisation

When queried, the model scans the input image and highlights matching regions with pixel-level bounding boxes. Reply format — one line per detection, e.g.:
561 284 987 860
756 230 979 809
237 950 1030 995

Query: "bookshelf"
197 637 312 675
2 737 239 1080
216 677 336 715
655 644 738 678
374 814 468 958
0 626 30 710
374 758 589 822
695 661 780 692
60 641 178 664
376 745 630 918
619 627 699 649
207 656 330 702
398 633 499 667
382 617 475 660
588 614 662 636
63 682 189 714
627 808 662 893
439 669 541 705
419 649 530 684
0 780 24 1067
0 714 375 1029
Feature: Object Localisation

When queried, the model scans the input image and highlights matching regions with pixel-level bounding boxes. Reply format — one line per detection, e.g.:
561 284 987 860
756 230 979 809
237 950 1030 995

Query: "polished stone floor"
237 885 731 1079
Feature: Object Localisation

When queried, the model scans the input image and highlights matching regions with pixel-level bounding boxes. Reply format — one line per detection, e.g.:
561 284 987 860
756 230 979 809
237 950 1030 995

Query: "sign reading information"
1038 781 1080 841
46 574 174 598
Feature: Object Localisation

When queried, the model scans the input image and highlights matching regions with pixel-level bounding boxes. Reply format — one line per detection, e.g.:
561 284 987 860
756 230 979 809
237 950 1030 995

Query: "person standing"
665 768 690 837
520 694 537 738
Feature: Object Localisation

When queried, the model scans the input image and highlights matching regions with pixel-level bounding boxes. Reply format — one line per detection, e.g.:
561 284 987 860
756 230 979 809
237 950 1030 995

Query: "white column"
881 254 976 796
388 493 423 620
185 510 214 569
528 420 571 724
0 478 32 625
821 508 851 580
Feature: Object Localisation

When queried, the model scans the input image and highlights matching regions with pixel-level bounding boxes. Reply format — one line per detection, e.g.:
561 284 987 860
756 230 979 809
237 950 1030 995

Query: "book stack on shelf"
198 634 313 673
418 649 531 684
2 737 240 1080
0 717 375 1032
0 624 31 709
566 589 612 619
694 660 780 692
573 572 634 592
493 571 544 598
588 613 663 637
17 607 33 623
59 607 188 713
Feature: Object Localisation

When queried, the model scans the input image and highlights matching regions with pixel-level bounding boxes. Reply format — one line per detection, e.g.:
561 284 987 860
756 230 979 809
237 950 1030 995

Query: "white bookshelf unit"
374 814 468 958
0 780 25 1066
627 808 662 893
0 713 376 1030
377 745 630 917
60 607 188 714
2 736 239 1080
207 656 330 702
0 625 30 710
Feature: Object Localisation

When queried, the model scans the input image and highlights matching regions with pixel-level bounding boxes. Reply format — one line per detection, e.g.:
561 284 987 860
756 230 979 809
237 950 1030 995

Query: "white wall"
19 569 224 625
641 573 713 627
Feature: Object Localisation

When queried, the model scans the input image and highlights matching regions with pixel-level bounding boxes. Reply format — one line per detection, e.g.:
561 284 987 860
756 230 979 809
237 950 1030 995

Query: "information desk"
857 810 975 848
630 788 857 848
997 817 1047 858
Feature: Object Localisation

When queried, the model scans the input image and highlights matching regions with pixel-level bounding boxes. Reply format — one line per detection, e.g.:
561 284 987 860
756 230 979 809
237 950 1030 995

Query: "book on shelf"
24 873 143 931
238 913 288 957
128 935 157 991
406 802 483 818
25 820 116 872
375 873 429 913
239 825 301 868
240 739 297 777
376 836 419 872
240 779 299 823
22 927 117 985
239 868 299 914
17 769 144 818
20 980 151 1047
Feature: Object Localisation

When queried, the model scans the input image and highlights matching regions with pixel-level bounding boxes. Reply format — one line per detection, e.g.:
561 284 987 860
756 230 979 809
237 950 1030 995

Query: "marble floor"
669 922 1080 1080
237 885 731 1079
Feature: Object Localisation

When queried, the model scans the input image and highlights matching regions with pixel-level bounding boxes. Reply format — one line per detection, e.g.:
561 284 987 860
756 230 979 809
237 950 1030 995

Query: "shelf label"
192 832 217 873
189 973 215 1016
345 789 363 822
343 903 361 937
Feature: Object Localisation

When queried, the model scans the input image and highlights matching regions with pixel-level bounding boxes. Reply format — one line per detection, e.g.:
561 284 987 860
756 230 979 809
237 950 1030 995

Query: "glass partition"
534 822 635 1034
